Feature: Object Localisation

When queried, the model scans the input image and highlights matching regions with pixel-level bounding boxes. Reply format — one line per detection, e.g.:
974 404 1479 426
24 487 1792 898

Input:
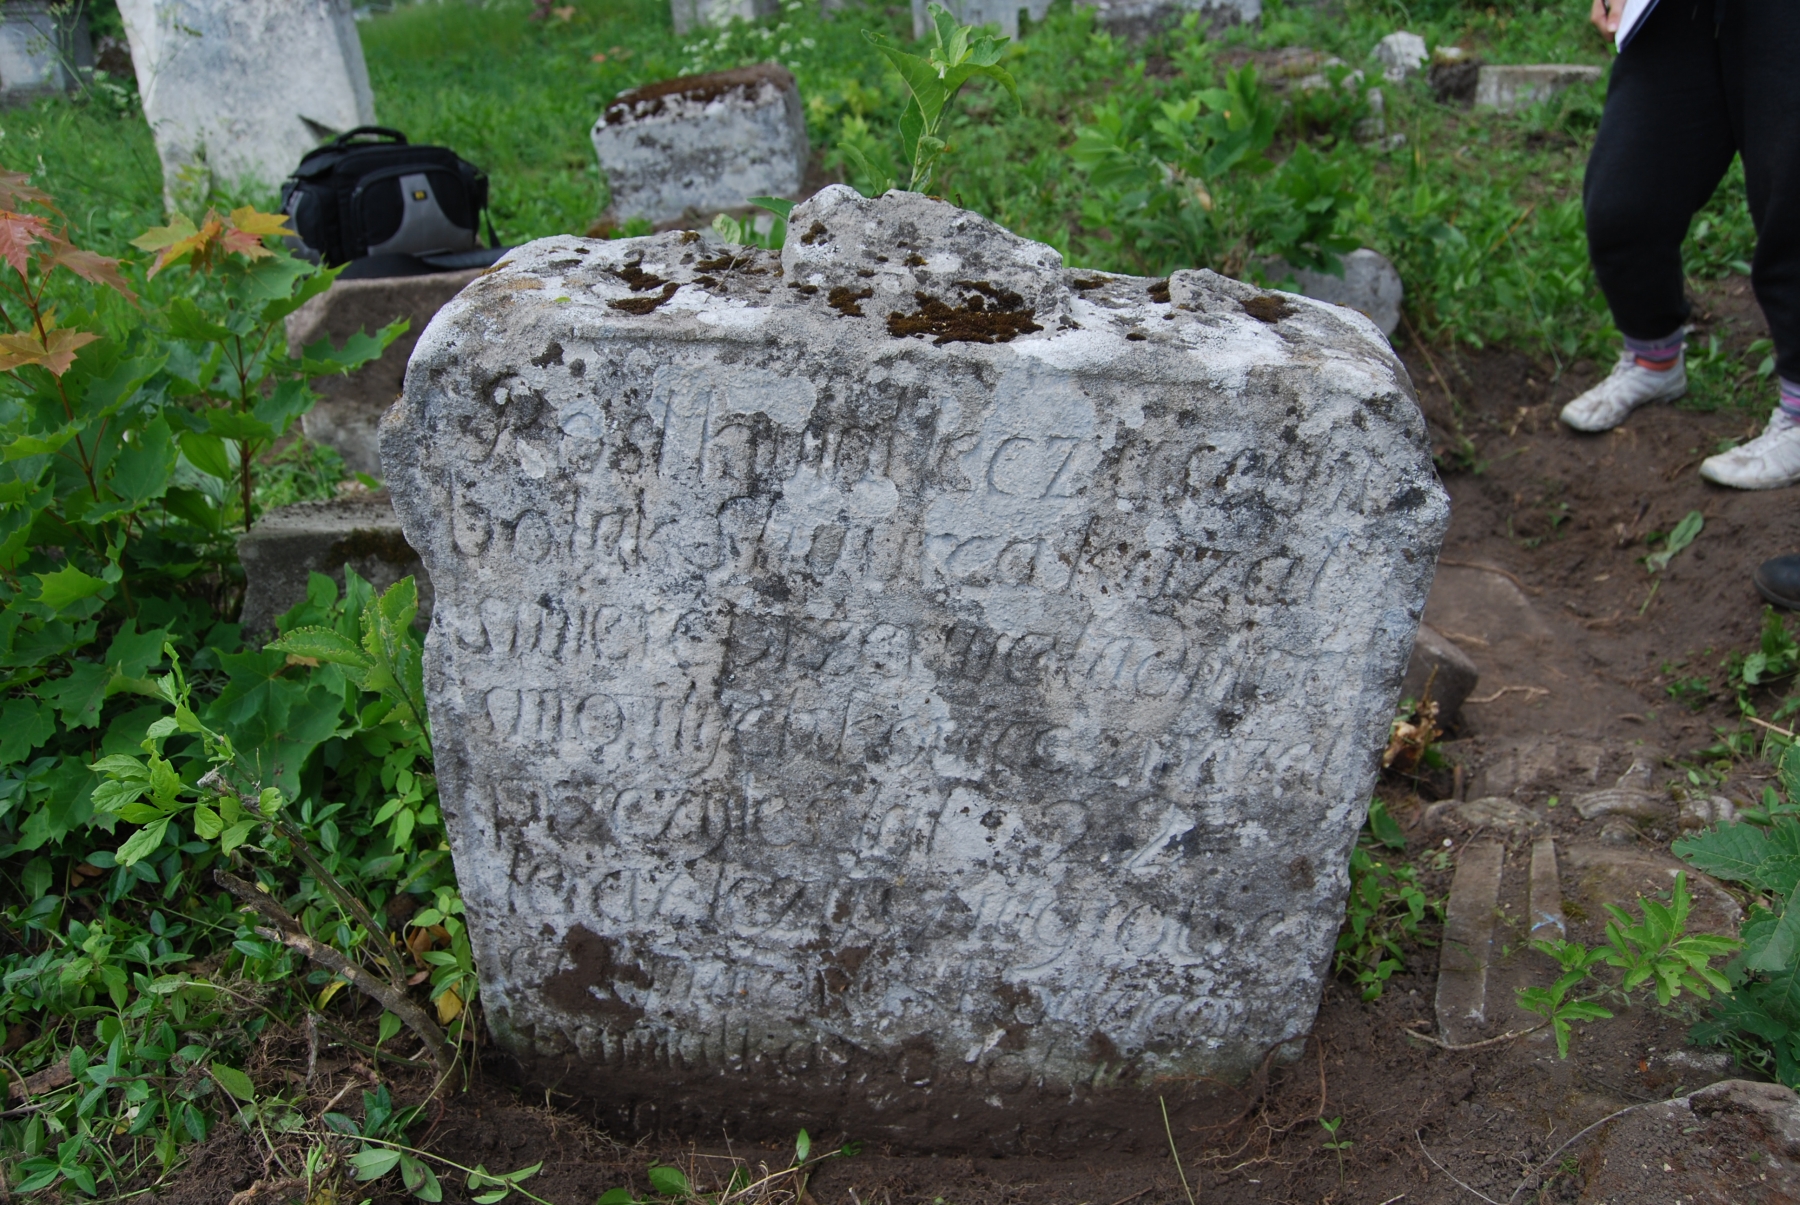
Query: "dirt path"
167 294 1800 1205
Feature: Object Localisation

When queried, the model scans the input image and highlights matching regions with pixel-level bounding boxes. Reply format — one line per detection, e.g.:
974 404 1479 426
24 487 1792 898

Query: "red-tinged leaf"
0 327 99 376
130 213 198 254
228 206 293 239
0 171 54 214
47 244 137 302
134 213 229 277
220 227 274 261
0 211 49 278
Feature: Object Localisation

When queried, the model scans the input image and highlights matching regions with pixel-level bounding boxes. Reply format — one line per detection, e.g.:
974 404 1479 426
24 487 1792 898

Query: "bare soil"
154 277 1800 1205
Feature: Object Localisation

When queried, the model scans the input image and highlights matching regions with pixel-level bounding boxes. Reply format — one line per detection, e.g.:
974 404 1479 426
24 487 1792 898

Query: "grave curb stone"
1473 63 1604 113
592 63 807 227
237 493 430 634
288 268 486 477
381 185 1449 1148
1401 620 1479 724
0 1 92 107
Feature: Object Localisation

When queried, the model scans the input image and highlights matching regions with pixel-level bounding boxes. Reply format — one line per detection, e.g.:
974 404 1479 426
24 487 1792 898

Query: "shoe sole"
1755 571 1800 610
1559 384 1686 434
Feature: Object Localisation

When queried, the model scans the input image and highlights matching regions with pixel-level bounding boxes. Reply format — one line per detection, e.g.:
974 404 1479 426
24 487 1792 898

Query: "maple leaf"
0 171 54 215
0 327 100 376
132 212 225 277
0 210 50 279
220 206 291 261
45 241 137 302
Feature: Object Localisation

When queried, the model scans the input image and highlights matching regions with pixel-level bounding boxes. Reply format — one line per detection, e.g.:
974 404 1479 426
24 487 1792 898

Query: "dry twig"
1401 1022 1546 1051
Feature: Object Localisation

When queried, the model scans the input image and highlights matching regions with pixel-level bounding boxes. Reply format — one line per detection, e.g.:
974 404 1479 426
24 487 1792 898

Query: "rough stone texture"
670 0 777 36
1527 835 1562 942
592 65 807 228
237 494 430 634
381 185 1448 1148
0 2 92 107
287 269 484 476
1559 842 1742 938
1436 841 1502 1045
117 0 374 212
1278 249 1404 340
1400 621 1478 724
1070 0 1259 41
1371 31 1427 84
1425 795 1545 835
1474 64 1603 113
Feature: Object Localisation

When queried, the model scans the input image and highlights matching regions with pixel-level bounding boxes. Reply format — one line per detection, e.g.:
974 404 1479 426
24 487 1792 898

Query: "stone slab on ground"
1436 840 1503 1046
237 493 430 634
288 269 485 477
592 65 807 227
117 0 375 212
1474 63 1603 113
0 2 92 106
1527 834 1563 942
1401 620 1478 723
1073 0 1260 40
1558 841 1742 938
381 184 1449 1147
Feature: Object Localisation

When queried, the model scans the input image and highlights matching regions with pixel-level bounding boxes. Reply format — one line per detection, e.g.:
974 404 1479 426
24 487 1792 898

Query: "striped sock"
1623 329 1685 371
1781 376 1800 421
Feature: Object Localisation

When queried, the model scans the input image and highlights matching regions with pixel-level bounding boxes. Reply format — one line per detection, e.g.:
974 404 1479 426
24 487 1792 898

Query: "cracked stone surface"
381 186 1449 1147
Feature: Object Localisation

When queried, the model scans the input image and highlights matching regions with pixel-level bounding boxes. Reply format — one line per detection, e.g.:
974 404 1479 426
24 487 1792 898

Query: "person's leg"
1700 0 1800 489
1564 0 1738 432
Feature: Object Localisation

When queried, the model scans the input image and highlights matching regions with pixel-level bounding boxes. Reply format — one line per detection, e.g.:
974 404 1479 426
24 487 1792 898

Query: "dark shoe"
1755 554 1800 609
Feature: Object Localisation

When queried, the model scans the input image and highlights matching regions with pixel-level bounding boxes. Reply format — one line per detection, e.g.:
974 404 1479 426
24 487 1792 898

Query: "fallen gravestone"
591 65 807 228
0 1 92 106
116 0 375 213
1474 64 1602 113
669 0 777 36
286 269 486 477
381 185 1449 1148
237 493 430 634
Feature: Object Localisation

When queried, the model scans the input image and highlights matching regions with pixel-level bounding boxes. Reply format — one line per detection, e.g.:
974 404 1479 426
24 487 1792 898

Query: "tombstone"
591 65 807 228
1273 247 1405 339
237 493 430 634
1474 64 1603 113
920 0 1257 40
1370 31 1426 84
0 1 92 106
669 0 778 36
115 0 375 213
287 269 487 477
381 185 1449 1148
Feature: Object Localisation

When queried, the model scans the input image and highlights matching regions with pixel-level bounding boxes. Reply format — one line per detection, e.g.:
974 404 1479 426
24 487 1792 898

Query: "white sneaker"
1559 352 1688 432
1700 408 1800 490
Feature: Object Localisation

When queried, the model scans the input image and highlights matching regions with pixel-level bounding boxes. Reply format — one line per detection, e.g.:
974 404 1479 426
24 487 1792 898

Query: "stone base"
288 269 484 477
237 493 431 633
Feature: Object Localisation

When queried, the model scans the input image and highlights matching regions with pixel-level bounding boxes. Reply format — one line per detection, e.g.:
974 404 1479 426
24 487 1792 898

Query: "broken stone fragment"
237 493 430 634
288 269 486 477
381 185 1449 1148
1572 788 1669 821
1400 621 1479 724
591 64 807 227
115 0 376 213
1371 31 1428 84
1474 64 1604 113
1269 248 1405 340
1679 794 1739 831
1426 796 1546 835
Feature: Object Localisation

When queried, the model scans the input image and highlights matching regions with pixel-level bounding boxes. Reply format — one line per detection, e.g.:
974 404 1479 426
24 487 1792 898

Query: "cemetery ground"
5 2 1800 1204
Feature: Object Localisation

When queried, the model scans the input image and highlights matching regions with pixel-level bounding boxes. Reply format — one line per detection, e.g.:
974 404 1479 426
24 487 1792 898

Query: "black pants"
1584 0 1800 380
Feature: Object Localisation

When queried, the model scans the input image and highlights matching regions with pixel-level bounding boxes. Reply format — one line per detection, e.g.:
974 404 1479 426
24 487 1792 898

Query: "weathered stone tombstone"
591 65 807 228
919 0 1257 40
237 493 430 635
1370 30 1427 84
116 0 375 212
382 186 1448 1147
287 269 486 477
669 0 778 36
0 1 92 106
1274 247 1405 339
1474 63 1603 113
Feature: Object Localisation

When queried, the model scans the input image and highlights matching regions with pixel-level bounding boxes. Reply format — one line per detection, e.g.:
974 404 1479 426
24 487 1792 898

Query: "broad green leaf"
34 564 108 612
351 1147 404 1181
647 1166 690 1197
192 804 222 839
1676 819 1800 895
116 816 170 866
0 697 55 765
266 626 372 669
1646 509 1704 573
87 418 176 523
210 1063 255 1102
178 431 233 480
203 408 277 444
40 660 115 729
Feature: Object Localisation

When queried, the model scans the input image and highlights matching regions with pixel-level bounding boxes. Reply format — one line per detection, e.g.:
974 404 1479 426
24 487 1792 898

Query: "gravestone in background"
591 65 807 228
916 0 1257 41
669 0 778 36
0 1 92 107
382 186 1448 1149
116 0 374 213
287 269 486 477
